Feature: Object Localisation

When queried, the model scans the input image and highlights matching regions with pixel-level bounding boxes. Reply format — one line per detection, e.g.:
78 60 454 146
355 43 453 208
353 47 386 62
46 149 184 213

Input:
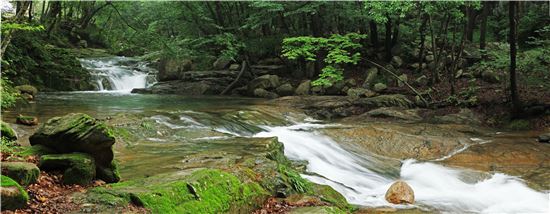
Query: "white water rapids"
80 57 155 93
254 123 550 213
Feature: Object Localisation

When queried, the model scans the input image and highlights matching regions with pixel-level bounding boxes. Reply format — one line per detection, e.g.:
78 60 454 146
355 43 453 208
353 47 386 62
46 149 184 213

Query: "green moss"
17 145 56 157
1 162 40 185
1 121 17 141
0 175 29 210
14 85 38 96
277 164 312 194
311 184 351 211
112 127 133 141
40 153 96 185
506 119 531 130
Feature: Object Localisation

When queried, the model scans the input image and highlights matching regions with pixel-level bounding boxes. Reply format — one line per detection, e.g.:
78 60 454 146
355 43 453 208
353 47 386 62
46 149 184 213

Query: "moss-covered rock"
0 175 29 210
1 121 17 141
39 153 96 185
30 113 119 183
16 115 39 126
1 162 40 185
14 85 38 96
18 144 57 157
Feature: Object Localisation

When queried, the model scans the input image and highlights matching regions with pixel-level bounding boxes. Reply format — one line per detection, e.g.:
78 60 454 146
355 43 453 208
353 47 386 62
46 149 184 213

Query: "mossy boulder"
1 162 40 185
1 121 17 141
14 85 38 96
39 153 96 185
29 113 119 183
16 115 39 126
18 144 57 157
0 175 29 210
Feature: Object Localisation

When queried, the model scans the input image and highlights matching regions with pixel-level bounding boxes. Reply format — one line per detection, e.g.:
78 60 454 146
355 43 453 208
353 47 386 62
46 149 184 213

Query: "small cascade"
80 57 157 92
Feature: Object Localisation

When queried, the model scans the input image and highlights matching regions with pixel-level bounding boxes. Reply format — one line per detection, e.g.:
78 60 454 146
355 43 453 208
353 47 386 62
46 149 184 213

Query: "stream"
4 57 548 213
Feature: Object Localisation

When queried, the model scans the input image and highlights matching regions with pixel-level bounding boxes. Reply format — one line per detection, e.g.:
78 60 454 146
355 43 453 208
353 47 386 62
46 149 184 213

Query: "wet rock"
158 58 193 81
295 80 311 95
212 57 232 70
414 75 428 86
15 85 38 96
0 175 29 210
347 88 376 99
289 206 344 214
385 180 414 204
254 88 279 99
481 70 500 83
130 88 153 94
366 107 422 121
397 74 408 87
1 121 17 141
40 153 96 185
1 162 40 185
16 115 38 126
248 74 281 93
276 83 295 96
433 109 481 125
391 56 403 68
373 83 387 92
538 133 550 143
362 68 378 88
30 113 119 183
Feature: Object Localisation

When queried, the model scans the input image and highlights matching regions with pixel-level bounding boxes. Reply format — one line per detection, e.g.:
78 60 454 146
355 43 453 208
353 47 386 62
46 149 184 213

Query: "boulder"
30 113 119 183
0 175 29 210
21 93 33 101
15 85 38 96
347 88 376 99
538 133 550 143
158 58 193 81
78 40 88 48
130 88 153 94
248 75 280 93
295 80 311 96
276 83 295 96
253 88 279 99
397 74 408 87
362 68 378 88
325 80 345 95
16 115 38 126
354 94 415 109
39 153 96 185
345 79 357 87
1 162 40 185
212 57 232 70
414 75 428 86
391 56 403 68
1 121 17 141
366 107 422 121
385 180 415 204
229 64 240 71
481 70 500 83
373 83 387 92
425 54 434 62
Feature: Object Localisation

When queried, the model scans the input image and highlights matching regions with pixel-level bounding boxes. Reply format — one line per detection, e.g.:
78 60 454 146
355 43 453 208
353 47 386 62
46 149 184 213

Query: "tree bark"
479 2 490 59
369 21 379 49
418 15 428 73
509 1 521 115
385 17 392 61
465 6 477 42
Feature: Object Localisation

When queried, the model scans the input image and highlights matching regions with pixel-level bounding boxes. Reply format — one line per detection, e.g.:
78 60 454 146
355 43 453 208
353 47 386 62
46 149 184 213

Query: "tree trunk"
418 15 428 73
1 1 32 57
479 2 490 59
391 17 400 47
465 6 476 42
369 21 379 49
28 1 33 22
509 1 521 115
385 17 392 61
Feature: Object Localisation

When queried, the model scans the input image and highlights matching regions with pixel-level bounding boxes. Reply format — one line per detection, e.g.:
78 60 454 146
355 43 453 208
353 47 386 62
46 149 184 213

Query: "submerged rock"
16 115 38 126
39 153 96 185
1 162 40 185
385 180 414 204
0 175 29 210
30 113 119 183
1 121 17 141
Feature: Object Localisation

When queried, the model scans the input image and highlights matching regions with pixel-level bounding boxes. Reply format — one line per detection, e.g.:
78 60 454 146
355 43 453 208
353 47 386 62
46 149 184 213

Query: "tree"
509 1 521 115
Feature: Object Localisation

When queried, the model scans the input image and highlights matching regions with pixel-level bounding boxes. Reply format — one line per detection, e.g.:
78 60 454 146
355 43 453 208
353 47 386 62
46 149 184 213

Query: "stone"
21 93 33 101
253 88 279 99
275 83 295 96
295 80 311 96
385 180 414 204
1 121 17 141
481 70 500 83
15 85 38 96
391 56 403 68
16 115 38 126
30 113 119 183
344 79 357 87
414 75 428 86
425 54 434 62
347 88 376 99
373 83 387 92
212 57 232 70
433 109 481 125
325 80 345 95
78 40 88 48
362 67 378 88
1 162 40 185
247 75 280 93
366 107 422 121
397 74 408 87
39 153 96 185
354 94 414 109
158 58 193 81
131 88 153 94
1 175 29 210
538 133 550 143
410 63 427 70
311 85 324 95
229 63 240 71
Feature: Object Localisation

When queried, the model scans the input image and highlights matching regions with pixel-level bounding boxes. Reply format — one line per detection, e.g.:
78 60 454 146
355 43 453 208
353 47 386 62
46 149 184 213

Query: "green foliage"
282 33 366 86
446 80 479 107
1 77 19 110
0 23 44 34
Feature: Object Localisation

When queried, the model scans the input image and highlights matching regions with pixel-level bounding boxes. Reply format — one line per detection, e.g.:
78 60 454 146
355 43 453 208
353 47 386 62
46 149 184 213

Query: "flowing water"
79 57 156 92
4 57 548 213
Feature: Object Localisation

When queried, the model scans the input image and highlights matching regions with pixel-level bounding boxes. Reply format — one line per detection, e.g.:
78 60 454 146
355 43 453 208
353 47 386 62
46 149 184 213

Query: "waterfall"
80 57 156 92
254 123 550 213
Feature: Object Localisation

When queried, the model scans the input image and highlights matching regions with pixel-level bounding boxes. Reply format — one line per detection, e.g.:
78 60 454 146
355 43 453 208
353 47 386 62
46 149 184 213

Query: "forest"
1 1 549 214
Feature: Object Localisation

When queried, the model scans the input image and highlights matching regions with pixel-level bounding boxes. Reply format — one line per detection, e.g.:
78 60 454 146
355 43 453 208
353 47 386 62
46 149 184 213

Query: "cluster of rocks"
15 85 38 101
0 113 120 210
